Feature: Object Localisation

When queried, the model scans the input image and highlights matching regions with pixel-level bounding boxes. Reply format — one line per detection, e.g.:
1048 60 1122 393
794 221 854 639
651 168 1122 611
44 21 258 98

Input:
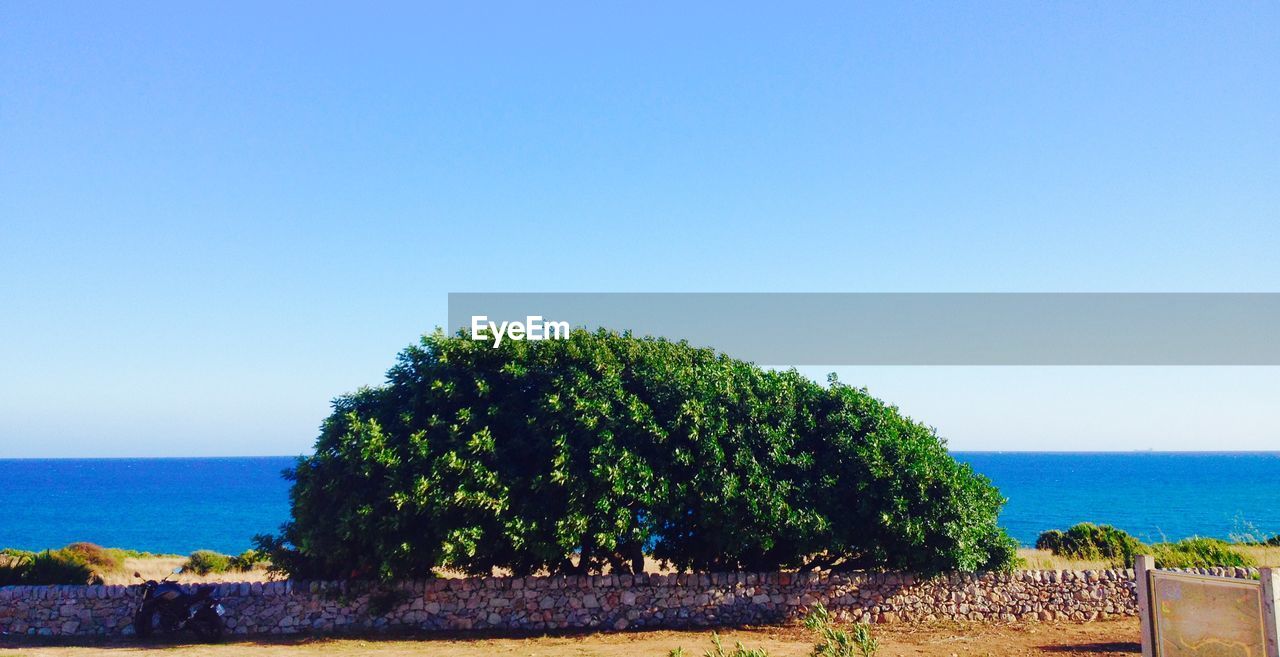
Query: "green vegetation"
0 547 100 585
111 548 183 559
1036 524 1255 568
704 635 772 657
0 550 31 585
62 542 126 572
0 543 146 585
667 605 879 657
183 550 232 575
0 543 197 584
1 543 259 583
229 549 266 571
669 633 770 657
181 548 266 575
805 604 878 657
1151 538 1254 569
25 550 101 584
1034 523 1142 566
258 329 1016 579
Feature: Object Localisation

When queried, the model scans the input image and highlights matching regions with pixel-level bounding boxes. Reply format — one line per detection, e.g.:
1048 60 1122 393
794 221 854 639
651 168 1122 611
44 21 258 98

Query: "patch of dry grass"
1015 549 1115 570
1016 546 1280 570
96 557 270 585
1237 545 1280 567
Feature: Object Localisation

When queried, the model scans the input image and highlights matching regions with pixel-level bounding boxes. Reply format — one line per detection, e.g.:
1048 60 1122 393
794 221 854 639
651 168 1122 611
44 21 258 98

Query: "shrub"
62 542 125 573
260 330 1017 579
22 550 100 585
1152 538 1253 569
1 546 133 585
1034 523 1143 565
0 550 32 585
229 549 266 572
183 550 232 575
846 625 878 657
1034 530 1066 553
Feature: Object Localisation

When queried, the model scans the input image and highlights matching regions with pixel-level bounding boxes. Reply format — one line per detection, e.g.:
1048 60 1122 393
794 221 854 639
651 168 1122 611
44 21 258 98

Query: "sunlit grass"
1016 546 1280 570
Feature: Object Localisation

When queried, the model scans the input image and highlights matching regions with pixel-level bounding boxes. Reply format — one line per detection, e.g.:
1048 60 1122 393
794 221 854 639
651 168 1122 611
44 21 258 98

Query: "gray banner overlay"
447 293 1280 365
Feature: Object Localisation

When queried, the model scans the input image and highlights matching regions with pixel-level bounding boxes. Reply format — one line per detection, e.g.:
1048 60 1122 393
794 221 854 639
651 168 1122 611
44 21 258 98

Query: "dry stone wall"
0 567 1258 638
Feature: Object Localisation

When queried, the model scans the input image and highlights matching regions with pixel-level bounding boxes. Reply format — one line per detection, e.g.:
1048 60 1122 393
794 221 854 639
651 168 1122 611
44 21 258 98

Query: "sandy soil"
0 619 1139 656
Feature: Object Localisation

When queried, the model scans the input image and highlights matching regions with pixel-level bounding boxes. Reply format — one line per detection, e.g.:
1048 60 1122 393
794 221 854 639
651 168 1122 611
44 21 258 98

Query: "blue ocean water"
957 452 1280 545
0 457 296 555
0 453 1277 554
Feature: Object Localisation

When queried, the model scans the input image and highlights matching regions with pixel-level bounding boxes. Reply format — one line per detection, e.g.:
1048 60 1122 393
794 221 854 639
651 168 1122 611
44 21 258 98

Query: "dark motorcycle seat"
147 582 217 604
153 582 185 601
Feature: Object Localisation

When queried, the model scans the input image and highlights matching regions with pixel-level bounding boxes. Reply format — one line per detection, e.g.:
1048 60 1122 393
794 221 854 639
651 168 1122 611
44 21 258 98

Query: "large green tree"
259 330 1016 579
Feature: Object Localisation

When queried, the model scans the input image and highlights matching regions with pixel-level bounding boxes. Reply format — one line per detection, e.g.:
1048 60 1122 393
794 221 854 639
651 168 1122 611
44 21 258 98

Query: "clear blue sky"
2 2 1277 457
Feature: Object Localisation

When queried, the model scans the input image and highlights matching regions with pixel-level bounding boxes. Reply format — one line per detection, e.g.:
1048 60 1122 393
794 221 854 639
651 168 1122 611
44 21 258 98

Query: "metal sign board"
1148 570 1267 657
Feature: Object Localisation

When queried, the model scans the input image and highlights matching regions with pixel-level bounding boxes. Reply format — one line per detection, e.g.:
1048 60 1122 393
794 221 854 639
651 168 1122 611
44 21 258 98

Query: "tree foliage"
261 330 1016 578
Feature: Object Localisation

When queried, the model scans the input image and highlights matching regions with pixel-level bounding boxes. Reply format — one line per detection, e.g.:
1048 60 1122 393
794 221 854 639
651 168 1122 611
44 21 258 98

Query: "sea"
0 453 1277 555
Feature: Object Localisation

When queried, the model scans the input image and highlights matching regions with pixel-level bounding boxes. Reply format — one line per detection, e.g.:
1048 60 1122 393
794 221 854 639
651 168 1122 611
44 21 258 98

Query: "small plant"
699 633 772 657
805 603 878 657
1228 516 1268 545
183 549 233 575
847 625 878 657
664 635 771 657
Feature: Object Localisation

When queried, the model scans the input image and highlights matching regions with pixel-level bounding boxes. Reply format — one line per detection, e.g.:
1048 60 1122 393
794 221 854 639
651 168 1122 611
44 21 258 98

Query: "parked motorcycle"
132 568 225 642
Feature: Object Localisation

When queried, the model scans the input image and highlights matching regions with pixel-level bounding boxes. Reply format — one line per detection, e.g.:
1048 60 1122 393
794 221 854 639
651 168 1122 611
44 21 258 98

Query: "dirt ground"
0 618 1139 657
